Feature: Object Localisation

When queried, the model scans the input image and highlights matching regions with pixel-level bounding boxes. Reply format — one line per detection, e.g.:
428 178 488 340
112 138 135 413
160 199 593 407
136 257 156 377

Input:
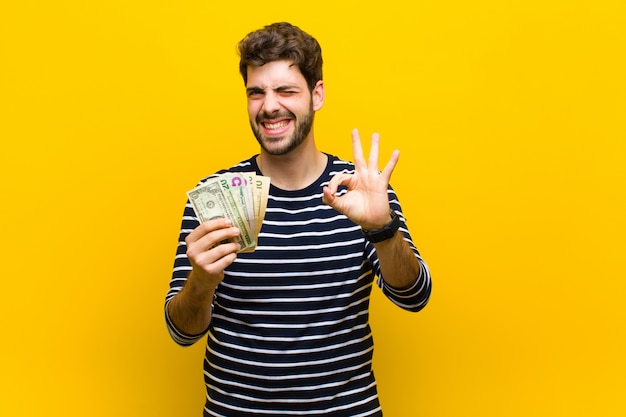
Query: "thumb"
322 186 350 217
322 186 336 206
323 173 353 211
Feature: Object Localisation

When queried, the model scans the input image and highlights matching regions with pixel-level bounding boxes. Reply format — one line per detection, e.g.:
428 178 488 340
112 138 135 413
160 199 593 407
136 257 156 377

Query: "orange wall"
1 1 625 416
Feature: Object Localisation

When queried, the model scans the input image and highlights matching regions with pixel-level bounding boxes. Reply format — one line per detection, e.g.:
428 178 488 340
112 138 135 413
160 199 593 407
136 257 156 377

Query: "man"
165 22 432 416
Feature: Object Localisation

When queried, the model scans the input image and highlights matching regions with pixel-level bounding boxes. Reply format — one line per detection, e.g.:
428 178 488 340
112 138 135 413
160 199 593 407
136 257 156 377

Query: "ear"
311 80 325 111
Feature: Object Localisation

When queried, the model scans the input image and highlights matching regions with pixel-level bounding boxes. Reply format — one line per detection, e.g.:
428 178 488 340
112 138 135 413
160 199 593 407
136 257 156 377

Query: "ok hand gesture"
322 129 400 230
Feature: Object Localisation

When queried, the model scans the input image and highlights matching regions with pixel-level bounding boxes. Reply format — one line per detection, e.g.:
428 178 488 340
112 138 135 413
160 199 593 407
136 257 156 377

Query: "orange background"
1 1 624 416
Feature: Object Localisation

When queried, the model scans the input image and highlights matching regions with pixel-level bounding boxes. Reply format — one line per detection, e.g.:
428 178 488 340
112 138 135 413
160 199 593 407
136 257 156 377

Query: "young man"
165 22 432 416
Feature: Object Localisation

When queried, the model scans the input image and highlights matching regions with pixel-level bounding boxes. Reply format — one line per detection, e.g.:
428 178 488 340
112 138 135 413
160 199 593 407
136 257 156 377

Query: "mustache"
256 111 295 124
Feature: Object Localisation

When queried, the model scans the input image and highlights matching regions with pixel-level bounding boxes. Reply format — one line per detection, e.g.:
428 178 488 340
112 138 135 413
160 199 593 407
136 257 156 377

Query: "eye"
247 89 264 98
274 86 300 96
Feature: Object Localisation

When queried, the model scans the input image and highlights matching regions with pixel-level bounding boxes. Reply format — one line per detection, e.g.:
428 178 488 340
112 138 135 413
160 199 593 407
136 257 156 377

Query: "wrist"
362 210 400 243
188 269 220 295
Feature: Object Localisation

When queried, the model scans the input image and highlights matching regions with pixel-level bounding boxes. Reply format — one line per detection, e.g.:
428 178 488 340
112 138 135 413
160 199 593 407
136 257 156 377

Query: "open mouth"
262 119 291 134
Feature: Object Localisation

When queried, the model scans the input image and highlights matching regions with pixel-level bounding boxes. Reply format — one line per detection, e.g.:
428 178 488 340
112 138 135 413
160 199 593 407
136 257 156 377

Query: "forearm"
166 270 216 337
373 232 421 289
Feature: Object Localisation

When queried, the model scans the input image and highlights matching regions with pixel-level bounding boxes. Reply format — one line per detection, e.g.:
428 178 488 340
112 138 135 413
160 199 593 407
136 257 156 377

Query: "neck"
257 140 327 191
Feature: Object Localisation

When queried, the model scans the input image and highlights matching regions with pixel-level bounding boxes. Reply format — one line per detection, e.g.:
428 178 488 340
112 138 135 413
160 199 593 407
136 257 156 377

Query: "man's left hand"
322 129 400 230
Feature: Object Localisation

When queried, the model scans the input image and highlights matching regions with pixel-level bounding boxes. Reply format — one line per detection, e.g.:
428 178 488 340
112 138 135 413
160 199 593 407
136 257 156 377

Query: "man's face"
246 60 324 156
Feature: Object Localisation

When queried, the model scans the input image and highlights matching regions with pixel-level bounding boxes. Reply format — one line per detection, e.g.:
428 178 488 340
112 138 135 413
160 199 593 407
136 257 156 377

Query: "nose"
261 91 281 115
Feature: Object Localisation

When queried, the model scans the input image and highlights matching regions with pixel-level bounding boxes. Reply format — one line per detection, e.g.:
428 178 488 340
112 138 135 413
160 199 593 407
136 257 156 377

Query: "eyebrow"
246 85 301 94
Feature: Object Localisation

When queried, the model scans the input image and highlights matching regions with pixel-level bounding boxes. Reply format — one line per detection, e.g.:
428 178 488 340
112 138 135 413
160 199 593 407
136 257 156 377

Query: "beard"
250 101 315 156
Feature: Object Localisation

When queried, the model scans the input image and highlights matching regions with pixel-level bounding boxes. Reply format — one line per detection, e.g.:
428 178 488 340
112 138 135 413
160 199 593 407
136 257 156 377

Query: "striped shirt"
165 154 431 416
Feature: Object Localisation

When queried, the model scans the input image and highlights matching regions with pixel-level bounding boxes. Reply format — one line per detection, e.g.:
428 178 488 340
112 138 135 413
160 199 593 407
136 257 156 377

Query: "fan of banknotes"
187 172 270 252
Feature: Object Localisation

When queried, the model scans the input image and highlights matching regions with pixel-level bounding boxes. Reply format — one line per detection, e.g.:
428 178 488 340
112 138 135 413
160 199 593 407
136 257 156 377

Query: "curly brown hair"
238 22 323 92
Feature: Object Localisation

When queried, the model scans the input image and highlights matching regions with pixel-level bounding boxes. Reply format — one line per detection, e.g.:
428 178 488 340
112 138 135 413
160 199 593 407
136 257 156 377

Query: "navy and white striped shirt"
165 154 431 416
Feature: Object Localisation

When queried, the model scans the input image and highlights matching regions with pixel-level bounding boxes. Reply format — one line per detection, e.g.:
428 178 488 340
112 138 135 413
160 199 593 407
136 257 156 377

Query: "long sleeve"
368 194 432 312
164 201 209 346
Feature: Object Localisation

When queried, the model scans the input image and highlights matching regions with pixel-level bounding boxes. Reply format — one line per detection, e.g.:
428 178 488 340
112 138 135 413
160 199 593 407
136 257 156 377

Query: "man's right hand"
185 218 241 289
167 218 241 336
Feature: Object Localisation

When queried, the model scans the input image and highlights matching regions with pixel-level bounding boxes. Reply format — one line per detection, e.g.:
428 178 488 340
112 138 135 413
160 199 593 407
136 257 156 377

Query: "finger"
380 149 400 182
186 218 232 243
368 132 380 173
193 242 239 275
351 129 367 171
326 172 353 192
187 223 240 254
322 186 347 213
322 173 353 210
205 241 241 261
209 251 238 273
321 186 335 206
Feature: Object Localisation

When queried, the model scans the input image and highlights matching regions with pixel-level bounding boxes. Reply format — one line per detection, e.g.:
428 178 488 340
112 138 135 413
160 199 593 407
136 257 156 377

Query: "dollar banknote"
187 178 256 251
222 173 256 235
250 174 270 238
187 172 270 252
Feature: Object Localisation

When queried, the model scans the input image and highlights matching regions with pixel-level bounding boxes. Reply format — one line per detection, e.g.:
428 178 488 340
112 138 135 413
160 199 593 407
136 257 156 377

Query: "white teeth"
264 121 288 130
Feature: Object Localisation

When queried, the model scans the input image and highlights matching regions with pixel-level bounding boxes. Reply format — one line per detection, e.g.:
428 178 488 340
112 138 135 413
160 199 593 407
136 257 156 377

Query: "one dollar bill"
186 172 270 253
187 178 256 252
